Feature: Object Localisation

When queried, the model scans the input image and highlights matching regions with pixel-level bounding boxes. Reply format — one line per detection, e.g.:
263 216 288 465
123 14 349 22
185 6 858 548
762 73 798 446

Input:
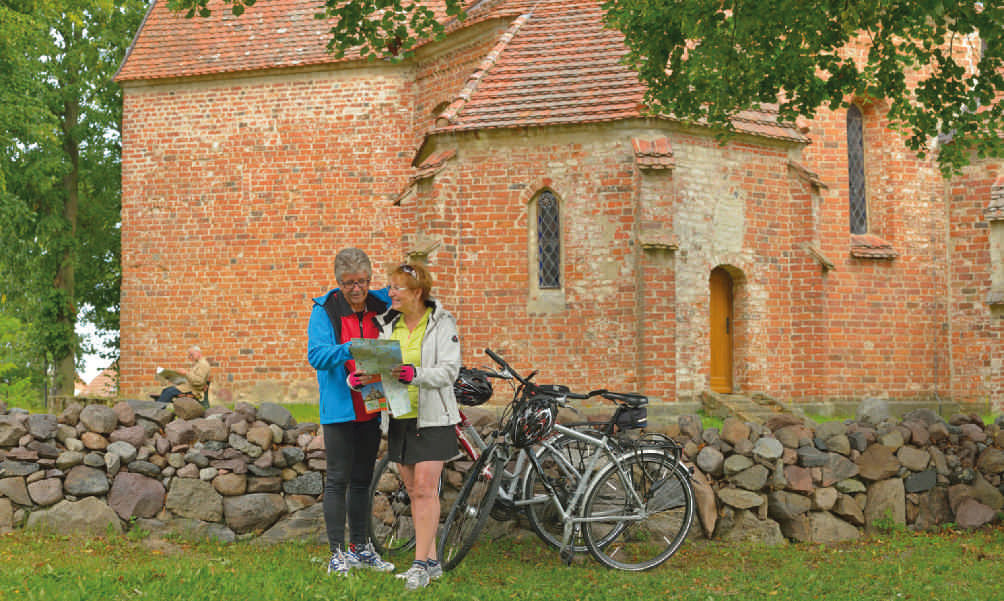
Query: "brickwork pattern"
119 69 413 402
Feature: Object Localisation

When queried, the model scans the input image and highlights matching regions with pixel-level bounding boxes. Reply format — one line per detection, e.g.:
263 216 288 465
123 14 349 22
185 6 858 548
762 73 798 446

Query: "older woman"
377 262 461 590
307 248 394 575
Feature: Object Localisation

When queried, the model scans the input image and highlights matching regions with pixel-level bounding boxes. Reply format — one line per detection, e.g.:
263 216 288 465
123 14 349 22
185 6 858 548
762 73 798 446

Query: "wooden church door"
709 267 734 393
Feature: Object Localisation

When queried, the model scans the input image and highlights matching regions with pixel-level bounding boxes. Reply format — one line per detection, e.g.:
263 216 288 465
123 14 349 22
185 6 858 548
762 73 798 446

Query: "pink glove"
347 372 366 391
396 364 416 384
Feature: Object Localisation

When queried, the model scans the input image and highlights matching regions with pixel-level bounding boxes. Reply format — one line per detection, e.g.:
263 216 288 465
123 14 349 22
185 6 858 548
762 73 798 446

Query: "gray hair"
334 248 373 282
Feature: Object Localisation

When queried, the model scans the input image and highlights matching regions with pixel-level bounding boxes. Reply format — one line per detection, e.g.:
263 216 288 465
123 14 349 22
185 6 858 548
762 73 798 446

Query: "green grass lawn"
2 526 1002 601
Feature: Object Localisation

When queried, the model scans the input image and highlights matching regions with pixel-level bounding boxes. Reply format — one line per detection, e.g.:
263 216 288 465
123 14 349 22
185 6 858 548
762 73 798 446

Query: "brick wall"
798 102 951 404
947 160 1003 407
119 67 414 403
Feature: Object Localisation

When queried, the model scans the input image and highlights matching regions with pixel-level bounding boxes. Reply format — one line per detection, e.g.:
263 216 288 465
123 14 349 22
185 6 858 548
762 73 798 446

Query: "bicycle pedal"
560 548 575 565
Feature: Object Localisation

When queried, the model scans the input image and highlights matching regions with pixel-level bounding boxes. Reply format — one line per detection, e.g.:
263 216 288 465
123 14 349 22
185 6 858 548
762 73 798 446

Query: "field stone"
246 425 274 450
213 473 247 496
109 425 147 448
753 437 784 463
0 418 28 447
84 452 105 468
112 401 136 426
58 402 84 426
955 497 995 529
856 445 901 481
0 498 12 528
0 476 31 505
109 472 166 520
718 488 763 509
897 446 930 472
79 404 118 434
27 414 59 440
696 446 724 476
81 432 108 451
192 418 228 442
223 493 286 534
107 441 138 464
27 478 64 506
1 460 40 478
55 451 85 470
257 403 294 429
172 397 205 420
260 502 326 545
809 511 860 543
977 448 1004 474
64 465 110 496
282 471 323 496
864 478 906 530
26 497 122 535
166 477 223 522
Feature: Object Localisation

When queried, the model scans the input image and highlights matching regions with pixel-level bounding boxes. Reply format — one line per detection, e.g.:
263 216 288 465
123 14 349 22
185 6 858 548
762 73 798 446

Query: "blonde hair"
390 262 433 302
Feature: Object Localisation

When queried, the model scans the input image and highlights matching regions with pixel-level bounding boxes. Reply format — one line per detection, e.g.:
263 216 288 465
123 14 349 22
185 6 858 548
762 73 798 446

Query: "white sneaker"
396 562 442 580
326 549 352 575
402 564 430 590
348 542 395 572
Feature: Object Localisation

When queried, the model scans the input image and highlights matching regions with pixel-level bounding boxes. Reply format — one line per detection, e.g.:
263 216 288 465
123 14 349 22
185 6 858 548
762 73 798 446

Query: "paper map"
350 339 412 416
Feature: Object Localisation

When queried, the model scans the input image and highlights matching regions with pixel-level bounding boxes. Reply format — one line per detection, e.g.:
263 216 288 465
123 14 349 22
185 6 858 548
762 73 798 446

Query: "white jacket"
377 299 461 428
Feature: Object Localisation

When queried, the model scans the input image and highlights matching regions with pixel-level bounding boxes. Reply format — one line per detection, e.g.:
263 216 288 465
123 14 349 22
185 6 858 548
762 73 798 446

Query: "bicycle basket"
453 367 493 406
508 394 558 448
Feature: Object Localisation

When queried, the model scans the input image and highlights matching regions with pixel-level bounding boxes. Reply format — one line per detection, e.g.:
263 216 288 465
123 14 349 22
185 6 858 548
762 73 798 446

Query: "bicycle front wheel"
437 443 506 571
369 454 416 556
581 451 694 571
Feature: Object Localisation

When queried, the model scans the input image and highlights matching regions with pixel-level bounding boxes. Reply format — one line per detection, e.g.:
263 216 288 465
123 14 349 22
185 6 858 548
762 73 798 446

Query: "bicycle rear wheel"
368 454 416 555
581 451 694 571
522 432 600 552
437 443 506 571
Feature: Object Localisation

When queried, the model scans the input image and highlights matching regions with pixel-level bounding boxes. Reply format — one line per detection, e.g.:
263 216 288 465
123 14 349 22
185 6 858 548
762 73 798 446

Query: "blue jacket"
308 287 390 424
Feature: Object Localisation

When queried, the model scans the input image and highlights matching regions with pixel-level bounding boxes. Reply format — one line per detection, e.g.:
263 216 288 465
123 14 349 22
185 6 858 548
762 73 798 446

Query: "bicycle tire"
437 443 506 571
581 450 694 571
368 454 416 556
522 431 603 552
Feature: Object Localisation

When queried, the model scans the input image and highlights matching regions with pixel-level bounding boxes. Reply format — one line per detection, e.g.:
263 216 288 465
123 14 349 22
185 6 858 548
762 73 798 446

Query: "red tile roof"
850 234 898 259
632 137 675 170
117 0 806 143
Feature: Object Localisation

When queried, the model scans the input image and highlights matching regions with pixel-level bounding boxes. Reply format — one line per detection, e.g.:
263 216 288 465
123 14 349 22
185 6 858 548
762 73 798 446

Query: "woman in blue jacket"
307 247 393 576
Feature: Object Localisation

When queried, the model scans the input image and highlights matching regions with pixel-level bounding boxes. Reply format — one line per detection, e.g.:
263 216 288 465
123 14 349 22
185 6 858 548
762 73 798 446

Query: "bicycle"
437 348 695 572
368 365 605 558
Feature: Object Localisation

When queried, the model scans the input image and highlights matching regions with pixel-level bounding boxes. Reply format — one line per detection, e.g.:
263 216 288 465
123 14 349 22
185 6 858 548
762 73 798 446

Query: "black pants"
156 386 181 404
322 419 381 551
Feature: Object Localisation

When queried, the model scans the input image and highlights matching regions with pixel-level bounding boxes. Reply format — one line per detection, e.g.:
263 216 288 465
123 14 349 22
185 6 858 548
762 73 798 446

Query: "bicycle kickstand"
559 523 578 566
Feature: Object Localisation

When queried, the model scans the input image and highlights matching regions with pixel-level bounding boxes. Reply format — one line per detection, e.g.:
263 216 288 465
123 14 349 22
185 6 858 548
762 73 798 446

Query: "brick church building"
114 0 1002 410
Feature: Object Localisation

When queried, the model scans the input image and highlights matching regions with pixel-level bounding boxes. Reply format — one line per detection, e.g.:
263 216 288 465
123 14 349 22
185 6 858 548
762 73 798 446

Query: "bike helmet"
510 394 558 448
454 367 493 406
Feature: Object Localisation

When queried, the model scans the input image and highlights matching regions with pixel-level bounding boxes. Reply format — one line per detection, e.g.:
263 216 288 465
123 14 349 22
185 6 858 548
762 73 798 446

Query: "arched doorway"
709 267 734 393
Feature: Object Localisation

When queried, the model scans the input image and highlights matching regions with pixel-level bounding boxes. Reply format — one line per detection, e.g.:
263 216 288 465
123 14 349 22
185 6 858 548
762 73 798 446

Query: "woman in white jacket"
377 262 461 590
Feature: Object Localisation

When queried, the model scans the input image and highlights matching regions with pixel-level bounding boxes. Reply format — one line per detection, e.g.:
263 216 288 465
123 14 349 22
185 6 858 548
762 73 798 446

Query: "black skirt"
387 418 456 464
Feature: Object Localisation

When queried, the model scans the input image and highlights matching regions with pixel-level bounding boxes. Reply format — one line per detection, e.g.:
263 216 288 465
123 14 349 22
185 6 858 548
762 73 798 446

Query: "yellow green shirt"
390 308 431 419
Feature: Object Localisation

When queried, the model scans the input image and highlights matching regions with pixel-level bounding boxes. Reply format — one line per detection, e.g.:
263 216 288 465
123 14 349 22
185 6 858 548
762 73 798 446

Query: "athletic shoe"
402 564 430 590
427 562 443 580
396 562 442 581
327 549 353 575
348 542 395 572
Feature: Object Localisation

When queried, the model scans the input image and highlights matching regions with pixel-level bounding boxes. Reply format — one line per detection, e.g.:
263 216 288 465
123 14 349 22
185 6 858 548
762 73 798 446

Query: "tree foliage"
170 0 1004 175
0 0 145 395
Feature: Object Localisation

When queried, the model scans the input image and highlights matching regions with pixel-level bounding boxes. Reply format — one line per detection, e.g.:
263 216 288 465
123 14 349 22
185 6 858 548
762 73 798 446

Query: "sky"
77 321 115 383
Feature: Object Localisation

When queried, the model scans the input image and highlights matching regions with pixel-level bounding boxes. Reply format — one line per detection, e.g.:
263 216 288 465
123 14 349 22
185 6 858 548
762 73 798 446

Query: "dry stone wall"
1 398 1001 546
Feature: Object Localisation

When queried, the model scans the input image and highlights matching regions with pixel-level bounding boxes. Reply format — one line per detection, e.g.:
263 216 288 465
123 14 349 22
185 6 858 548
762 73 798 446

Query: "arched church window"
847 105 868 234
536 190 561 289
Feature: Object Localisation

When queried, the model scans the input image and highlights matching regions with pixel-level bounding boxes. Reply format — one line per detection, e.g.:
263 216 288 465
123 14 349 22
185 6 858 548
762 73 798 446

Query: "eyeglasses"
341 278 371 289
389 285 412 293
